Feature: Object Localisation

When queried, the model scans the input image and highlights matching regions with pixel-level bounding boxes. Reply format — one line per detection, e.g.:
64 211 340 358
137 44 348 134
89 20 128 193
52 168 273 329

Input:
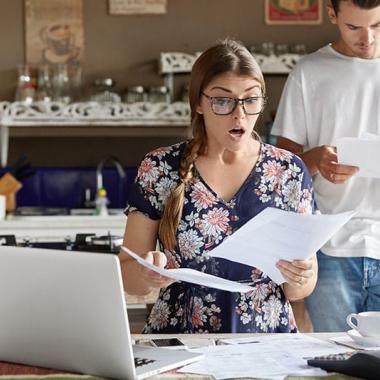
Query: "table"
0 333 362 380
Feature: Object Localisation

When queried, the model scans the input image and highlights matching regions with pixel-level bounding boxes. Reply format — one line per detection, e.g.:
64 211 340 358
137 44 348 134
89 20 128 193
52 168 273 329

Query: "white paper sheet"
219 334 353 357
208 207 355 284
337 134 380 178
121 246 254 293
179 334 347 380
330 335 380 351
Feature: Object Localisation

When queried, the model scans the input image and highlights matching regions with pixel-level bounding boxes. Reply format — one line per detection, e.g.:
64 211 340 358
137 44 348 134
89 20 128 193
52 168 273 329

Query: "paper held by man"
123 208 355 290
337 132 380 178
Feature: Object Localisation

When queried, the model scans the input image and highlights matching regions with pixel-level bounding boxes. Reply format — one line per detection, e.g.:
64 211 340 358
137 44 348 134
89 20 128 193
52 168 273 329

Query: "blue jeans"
305 251 380 332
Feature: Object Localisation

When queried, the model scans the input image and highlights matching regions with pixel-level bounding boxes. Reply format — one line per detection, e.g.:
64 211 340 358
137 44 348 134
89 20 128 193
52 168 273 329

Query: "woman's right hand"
140 250 175 289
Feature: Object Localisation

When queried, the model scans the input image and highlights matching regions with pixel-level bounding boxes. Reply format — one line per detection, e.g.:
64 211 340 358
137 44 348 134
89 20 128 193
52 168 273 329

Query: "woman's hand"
276 257 314 287
139 250 175 289
276 255 318 301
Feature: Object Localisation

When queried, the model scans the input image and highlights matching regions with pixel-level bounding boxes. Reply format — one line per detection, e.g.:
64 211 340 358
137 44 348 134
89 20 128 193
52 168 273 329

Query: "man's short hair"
331 0 380 13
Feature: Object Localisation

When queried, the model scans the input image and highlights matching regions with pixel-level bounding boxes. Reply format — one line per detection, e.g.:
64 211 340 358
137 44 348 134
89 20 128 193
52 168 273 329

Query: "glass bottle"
36 64 53 102
181 83 190 103
68 62 82 101
52 63 71 104
95 188 108 216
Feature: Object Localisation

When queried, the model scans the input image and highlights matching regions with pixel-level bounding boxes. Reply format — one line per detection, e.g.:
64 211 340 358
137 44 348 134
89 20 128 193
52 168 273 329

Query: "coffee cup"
346 311 380 337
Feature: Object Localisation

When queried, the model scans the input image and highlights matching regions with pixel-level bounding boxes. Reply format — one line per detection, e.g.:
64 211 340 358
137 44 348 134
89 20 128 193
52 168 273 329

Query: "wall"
0 0 338 167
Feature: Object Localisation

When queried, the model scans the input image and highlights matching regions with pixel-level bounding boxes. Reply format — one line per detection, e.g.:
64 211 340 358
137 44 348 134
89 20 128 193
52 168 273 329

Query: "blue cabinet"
0 167 137 209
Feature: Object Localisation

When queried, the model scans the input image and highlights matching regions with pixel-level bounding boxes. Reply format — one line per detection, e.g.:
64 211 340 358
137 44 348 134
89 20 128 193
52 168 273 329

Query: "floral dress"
126 141 315 333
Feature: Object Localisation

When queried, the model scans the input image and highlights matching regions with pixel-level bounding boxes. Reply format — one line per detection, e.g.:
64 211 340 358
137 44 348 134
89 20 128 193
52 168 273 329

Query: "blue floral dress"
126 141 314 333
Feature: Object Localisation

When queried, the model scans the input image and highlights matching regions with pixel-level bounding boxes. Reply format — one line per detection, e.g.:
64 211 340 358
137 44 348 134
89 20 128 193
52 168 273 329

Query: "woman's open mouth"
228 127 245 138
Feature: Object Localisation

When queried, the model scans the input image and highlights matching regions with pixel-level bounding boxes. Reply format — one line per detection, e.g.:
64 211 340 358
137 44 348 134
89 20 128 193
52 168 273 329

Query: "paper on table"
120 246 254 293
219 334 354 357
179 334 344 380
337 134 380 178
208 207 355 284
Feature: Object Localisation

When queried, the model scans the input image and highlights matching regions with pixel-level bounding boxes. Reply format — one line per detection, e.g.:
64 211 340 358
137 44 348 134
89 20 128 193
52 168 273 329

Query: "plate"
347 329 380 347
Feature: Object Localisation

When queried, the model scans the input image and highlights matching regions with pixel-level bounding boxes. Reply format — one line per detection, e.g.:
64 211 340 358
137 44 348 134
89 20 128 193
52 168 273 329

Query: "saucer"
347 329 380 347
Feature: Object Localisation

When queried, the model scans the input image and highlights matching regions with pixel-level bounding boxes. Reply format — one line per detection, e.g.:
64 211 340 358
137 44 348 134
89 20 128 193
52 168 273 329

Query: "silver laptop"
0 246 203 379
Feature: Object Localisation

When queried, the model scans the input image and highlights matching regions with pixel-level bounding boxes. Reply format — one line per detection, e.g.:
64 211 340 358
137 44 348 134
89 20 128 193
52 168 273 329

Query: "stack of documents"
179 334 353 380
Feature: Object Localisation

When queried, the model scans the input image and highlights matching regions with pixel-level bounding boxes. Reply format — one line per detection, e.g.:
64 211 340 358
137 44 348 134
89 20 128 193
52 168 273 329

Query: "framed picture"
265 0 323 25
109 0 167 15
25 0 84 65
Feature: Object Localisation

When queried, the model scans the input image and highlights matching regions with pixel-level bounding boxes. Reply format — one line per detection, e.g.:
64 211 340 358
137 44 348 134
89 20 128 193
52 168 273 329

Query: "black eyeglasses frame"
201 92 267 116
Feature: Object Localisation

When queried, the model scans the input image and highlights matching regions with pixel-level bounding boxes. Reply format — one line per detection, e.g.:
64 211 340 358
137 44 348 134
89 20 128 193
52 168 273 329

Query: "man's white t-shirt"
272 44 380 259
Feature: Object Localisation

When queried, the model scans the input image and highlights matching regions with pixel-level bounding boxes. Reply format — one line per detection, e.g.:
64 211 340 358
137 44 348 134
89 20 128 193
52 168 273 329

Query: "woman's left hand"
276 257 315 287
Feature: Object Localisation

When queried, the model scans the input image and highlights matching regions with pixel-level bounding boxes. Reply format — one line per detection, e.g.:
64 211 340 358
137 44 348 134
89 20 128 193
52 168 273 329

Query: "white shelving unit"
0 100 191 167
160 51 303 97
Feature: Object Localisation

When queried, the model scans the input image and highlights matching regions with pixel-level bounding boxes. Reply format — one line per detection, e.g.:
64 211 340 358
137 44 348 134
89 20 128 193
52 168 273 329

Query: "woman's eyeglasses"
201 92 266 116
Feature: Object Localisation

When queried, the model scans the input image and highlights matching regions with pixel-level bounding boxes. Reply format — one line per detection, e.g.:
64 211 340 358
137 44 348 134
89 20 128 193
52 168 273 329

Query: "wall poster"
25 0 84 65
265 0 323 25
109 0 167 15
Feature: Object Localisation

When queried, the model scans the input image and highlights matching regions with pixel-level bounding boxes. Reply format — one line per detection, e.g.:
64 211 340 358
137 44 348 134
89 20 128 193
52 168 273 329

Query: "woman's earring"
197 111 203 115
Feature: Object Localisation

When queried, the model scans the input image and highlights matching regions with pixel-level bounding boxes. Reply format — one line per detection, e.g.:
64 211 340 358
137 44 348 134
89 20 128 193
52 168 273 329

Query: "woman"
119 39 317 333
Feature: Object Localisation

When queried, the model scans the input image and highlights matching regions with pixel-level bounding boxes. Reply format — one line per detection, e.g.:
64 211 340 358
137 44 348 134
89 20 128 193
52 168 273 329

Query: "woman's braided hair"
158 38 265 251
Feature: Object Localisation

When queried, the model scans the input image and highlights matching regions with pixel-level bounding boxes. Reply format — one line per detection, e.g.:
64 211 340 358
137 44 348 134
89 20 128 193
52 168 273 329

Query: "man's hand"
312 145 359 183
276 137 359 182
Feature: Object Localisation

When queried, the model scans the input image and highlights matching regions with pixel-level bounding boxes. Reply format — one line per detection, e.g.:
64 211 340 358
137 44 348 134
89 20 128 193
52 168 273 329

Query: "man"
272 0 380 332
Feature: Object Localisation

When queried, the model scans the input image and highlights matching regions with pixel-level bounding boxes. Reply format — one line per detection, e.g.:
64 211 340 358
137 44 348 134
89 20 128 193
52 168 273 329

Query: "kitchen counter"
0 212 126 242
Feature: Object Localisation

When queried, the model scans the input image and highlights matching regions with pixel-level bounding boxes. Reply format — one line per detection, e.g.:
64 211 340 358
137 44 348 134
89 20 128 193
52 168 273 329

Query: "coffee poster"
265 0 322 25
25 0 84 64
109 0 167 15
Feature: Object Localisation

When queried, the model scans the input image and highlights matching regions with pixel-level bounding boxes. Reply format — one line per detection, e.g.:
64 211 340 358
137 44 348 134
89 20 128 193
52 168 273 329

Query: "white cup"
0 195 5 220
346 311 380 337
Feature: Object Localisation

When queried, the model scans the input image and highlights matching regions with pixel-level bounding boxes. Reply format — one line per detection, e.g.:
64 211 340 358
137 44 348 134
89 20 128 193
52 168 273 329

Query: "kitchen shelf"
160 52 303 75
159 51 301 115
0 101 191 167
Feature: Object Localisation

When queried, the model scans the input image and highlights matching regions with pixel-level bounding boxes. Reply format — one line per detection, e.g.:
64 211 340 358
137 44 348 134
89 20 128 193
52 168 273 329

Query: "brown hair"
158 38 265 251
330 0 380 13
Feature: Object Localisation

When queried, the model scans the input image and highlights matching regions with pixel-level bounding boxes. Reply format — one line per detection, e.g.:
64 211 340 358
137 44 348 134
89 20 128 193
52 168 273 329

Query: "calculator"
307 350 380 380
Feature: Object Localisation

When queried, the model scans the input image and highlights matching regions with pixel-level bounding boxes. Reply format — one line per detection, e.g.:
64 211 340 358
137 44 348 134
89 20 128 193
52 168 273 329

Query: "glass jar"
290 43 307 55
260 42 275 57
148 85 170 103
275 43 289 56
15 64 36 104
125 85 147 103
89 78 121 103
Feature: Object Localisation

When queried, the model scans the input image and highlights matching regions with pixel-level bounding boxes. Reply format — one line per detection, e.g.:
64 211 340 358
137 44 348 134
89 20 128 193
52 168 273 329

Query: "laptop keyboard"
134 357 156 368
